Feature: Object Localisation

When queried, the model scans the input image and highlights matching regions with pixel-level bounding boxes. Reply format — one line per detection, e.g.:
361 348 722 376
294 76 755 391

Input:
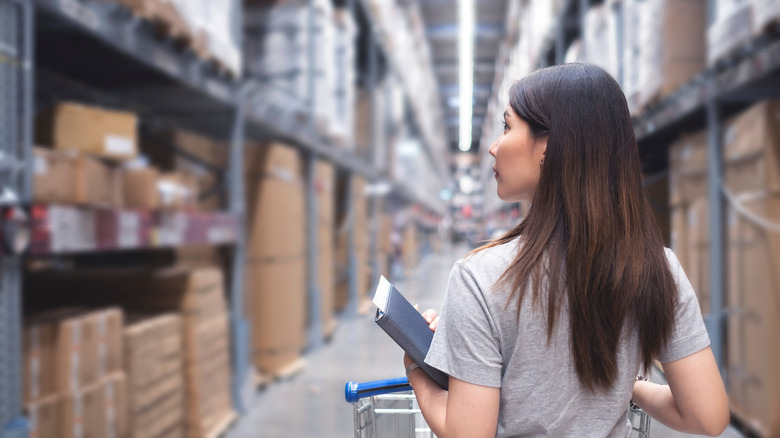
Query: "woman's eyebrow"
503 110 510 120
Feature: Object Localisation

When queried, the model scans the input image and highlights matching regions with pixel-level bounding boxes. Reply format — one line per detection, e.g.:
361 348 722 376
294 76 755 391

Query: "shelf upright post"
555 22 565 65
705 80 726 381
227 89 254 414
304 0 324 348
305 151 322 349
0 0 32 436
367 14 380 288
579 0 589 61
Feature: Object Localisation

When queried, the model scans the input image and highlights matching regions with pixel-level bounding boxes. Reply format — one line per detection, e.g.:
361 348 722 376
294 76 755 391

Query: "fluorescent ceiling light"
458 0 474 152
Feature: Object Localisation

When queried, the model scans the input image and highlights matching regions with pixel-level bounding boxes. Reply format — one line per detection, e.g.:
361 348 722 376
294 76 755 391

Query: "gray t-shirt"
425 241 710 437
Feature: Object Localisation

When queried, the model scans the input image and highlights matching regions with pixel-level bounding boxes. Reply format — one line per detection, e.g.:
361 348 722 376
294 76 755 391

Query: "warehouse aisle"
229 244 741 438
228 244 461 438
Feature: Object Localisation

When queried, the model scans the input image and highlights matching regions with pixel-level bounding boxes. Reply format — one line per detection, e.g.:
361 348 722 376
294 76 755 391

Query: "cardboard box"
245 257 306 375
36 102 138 162
25 393 62 438
122 167 160 210
402 225 419 270
23 268 232 438
33 147 77 204
669 131 708 208
24 308 123 401
61 371 128 438
245 143 305 260
638 0 706 109
33 148 122 207
75 154 123 208
141 130 227 212
316 161 335 336
243 141 300 180
377 214 394 254
158 172 198 211
685 198 710 315
133 387 184 438
723 100 780 437
143 130 227 172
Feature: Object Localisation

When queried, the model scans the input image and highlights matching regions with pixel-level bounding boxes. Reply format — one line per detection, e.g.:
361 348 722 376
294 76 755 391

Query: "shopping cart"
345 377 652 438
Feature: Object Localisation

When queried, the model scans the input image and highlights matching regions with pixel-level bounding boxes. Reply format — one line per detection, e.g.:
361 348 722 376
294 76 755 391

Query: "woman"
403 63 729 437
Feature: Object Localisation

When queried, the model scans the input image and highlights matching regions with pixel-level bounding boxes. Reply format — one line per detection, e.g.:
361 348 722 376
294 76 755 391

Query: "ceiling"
419 0 507 154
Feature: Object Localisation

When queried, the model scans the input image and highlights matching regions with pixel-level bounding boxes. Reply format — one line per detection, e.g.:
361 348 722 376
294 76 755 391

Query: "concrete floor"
228 244 744 438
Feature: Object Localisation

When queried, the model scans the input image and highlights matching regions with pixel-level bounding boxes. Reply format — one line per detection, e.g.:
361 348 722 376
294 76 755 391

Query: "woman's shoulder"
456 238 519 273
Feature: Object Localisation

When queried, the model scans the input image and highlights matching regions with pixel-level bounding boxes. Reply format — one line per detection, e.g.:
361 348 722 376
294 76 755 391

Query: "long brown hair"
477 63 677 392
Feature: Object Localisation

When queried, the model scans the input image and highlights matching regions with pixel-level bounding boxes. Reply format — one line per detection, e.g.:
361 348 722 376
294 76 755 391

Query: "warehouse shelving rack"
1 0 449 435
0 1 32 436
479 0 780 424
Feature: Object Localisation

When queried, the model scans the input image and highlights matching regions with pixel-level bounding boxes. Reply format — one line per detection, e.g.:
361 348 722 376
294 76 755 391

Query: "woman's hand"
421 308 440 332
403 307 440 371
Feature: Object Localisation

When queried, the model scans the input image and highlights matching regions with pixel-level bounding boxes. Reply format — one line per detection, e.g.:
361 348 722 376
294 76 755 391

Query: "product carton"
122 167 160 210
61 372 128 438
24 308 123 401
24 393 61 438
33 147 77 204
723 100 780 437
36 102 138 162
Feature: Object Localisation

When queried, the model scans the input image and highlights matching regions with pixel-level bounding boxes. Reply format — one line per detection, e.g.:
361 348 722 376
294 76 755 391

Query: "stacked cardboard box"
141 129 228 213
36 102 138 162
244 0 337 136
244 142 307 375
107 0 242 76
118 268 234 438
636 0 706 111
722 100 780 437
24 268 235 438
668 130 710 315
316 161 337 338
376 212 394 283
334 176 369 310
34 101 139 209
34 147 123 208
23 308 127 438
402 224 419 272
124 314 185 438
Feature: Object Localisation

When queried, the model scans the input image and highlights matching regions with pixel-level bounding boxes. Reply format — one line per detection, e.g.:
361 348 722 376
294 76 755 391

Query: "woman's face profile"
488 105 547 203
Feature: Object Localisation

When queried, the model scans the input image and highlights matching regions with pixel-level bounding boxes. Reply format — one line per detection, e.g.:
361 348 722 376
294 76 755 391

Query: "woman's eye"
501 120 509 131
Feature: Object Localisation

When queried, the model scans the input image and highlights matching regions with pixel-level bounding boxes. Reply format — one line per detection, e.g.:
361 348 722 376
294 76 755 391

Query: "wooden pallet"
357 298 374 316
204 410 238 438
729 402 770 438
254 357 307 389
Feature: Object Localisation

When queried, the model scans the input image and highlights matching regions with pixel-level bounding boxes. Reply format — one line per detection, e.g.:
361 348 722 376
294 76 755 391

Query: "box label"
97 314 107 376
34 155 47 175
71 321 81 392
104 135 134 156
105 383 116 438
30 327 40 399
73 393 83 438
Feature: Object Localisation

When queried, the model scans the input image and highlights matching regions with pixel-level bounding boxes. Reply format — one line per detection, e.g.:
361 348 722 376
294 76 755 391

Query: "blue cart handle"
345 377 413 403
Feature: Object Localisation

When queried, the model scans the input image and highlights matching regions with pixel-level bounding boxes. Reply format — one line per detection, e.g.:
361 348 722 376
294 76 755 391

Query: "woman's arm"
405 354 500 438
632 347 729 436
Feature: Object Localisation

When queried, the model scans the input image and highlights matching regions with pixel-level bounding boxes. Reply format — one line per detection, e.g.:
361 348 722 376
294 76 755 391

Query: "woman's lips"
493 167 499 177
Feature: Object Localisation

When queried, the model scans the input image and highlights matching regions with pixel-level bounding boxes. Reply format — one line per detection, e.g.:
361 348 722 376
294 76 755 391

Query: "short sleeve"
660 248 711 363
424 262 503 387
